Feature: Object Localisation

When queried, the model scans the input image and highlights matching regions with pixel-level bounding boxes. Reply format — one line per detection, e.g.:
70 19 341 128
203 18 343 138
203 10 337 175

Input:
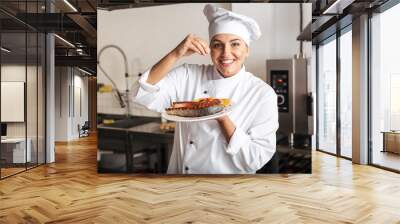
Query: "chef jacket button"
203 90 208 94
189 140 194 144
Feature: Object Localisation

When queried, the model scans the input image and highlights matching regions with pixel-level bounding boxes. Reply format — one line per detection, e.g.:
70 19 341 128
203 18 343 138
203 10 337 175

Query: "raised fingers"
191 39 207 55
187 41 203 55
195 38 210 54
182 34 210 56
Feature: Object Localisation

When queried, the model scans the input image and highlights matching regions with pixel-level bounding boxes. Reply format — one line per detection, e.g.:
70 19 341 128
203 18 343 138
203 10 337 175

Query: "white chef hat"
203 4 261 46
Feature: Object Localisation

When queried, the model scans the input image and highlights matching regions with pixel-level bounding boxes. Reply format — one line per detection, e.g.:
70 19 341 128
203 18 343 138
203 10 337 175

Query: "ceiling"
1 0 395 74
0 0 97 73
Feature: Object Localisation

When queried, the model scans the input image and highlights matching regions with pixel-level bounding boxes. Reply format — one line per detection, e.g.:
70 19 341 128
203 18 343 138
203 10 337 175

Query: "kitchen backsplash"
97 92 160 117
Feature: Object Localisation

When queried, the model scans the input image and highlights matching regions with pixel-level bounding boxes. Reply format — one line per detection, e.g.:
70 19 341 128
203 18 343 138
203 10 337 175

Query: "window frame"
315 24 353 161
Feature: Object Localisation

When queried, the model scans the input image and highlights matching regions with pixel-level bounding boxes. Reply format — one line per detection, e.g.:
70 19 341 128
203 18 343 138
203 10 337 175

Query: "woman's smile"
218 58 235 67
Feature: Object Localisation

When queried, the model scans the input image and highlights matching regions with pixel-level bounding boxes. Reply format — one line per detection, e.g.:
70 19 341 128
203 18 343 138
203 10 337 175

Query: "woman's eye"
212 43 222 48
231 42 241 47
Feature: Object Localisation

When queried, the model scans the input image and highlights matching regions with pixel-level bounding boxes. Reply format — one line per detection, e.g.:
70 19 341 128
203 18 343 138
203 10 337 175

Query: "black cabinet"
97 118 173 174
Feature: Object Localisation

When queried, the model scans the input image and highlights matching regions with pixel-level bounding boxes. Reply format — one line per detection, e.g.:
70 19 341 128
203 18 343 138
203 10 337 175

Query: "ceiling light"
78 67 93 76
76 48 85 55
54 34 75 48
63 0 78 12
1 47 11 53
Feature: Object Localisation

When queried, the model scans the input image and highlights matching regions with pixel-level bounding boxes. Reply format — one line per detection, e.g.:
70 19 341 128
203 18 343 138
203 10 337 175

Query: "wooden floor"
1 167 26 178
1 163 45 178
1 135 400 224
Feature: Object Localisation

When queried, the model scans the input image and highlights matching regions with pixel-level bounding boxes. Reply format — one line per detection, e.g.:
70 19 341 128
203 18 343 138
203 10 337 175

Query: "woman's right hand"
146 34 209 85
173 34 210 59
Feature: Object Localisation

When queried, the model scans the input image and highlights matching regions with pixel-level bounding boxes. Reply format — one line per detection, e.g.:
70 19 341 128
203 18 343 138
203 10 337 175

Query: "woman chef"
132 4 279 174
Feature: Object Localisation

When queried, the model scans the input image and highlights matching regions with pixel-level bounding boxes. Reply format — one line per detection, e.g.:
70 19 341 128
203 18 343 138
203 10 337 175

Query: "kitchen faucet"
97 45 130 118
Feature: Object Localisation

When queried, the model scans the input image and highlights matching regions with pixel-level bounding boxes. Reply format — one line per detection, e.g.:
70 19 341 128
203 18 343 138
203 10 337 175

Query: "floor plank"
0 135 400 223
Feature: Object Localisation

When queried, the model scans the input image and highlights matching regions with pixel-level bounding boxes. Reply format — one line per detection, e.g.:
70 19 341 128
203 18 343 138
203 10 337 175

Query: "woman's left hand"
216 115 236 142
216 115 229 123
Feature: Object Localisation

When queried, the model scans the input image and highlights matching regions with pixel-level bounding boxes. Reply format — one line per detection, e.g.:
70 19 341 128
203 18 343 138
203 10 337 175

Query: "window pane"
318 38 337 154
1 31 27 177
340 29 352 158
371 3 400 171
27 31 38 169
0 1 46 179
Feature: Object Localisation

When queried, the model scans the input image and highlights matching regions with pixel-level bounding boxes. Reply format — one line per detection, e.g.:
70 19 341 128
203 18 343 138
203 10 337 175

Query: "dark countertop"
128 122 174 136
97 116 160 131
127 122 174 145
98 117 174 143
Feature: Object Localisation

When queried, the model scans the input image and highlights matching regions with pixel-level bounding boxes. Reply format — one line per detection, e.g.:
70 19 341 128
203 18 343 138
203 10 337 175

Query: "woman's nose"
222 44 231 55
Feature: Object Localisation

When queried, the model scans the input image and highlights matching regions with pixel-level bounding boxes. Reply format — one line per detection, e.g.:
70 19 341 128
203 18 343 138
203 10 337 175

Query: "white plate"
161 105 233 122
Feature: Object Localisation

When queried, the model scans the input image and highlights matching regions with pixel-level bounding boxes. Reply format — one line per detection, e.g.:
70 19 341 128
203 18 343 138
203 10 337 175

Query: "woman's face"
210 33 249 77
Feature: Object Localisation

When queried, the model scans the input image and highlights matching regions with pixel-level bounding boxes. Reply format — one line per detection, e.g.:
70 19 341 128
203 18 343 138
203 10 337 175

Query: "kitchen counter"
97 118 174 173
128 122 174 173
97 116 159 130
128 122 174 139
97 117 311 174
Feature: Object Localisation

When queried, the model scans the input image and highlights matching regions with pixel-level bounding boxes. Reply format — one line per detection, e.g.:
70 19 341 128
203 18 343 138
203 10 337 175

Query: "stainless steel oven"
266 58 313 148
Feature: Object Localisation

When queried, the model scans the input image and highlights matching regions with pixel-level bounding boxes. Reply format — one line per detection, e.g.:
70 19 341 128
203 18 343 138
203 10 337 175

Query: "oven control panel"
271 70 289 113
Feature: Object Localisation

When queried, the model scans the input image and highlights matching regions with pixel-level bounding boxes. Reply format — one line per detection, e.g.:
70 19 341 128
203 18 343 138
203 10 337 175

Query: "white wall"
1 65 26 138
55 67 69 141
232 3 312 80
98 3 312 116
72 73 89 138
54 67 89 141
1 65 37 138
1 64 46 163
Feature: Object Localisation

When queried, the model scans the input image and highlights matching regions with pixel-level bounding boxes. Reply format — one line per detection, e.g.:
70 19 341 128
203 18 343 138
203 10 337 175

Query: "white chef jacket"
132 63 278 174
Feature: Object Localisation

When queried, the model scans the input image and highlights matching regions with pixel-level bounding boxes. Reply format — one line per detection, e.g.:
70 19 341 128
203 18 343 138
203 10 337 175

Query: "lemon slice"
220 98 231 107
